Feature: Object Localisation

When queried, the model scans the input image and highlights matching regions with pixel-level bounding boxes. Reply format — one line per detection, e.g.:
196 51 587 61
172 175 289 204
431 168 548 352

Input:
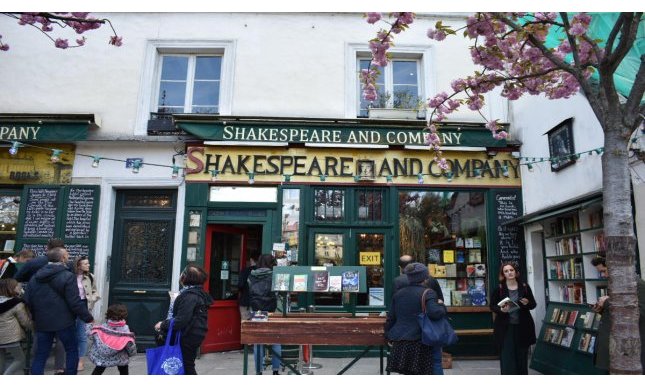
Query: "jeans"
180 335 204 375
0 344 25 375
254 344 281 374
92 365 129 375
431 346 444 375
76 318 88 357
31 325 78 375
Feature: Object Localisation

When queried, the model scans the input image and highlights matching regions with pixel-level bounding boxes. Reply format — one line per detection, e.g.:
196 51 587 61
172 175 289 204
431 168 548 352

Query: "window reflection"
314 233 343 306
357 233 385 307
281 189 300 264
314 189 344 222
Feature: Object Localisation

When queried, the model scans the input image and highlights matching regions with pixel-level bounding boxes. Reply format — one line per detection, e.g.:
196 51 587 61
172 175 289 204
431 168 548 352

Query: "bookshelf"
542 203 607 305
530 303 605 374
530 200 607 374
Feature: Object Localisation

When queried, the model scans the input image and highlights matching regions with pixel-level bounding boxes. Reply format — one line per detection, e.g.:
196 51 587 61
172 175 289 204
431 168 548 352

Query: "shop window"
357 232 385 307
314 188 345 222
281 189 300 264
123 192 174 208
314 233 344 306
356 188 383 222
399 191 488 307
0 193 20 257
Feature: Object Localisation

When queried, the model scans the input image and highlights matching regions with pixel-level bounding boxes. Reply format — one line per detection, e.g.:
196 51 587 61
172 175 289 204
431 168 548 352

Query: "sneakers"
272 370 279 375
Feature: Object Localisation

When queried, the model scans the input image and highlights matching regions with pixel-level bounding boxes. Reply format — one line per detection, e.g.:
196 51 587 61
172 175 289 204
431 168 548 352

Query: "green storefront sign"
0 122 89 141
177 122 508 147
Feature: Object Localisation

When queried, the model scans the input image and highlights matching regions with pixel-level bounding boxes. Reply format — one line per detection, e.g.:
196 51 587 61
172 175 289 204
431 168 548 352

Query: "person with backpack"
154 264 213 375
248 253 282 375
490 261 537 375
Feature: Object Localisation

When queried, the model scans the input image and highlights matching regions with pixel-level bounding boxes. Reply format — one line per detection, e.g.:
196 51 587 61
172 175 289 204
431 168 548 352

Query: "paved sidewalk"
40 348 540 375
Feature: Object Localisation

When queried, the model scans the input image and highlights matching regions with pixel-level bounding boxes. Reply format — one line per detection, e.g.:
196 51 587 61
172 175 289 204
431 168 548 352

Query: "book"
427 249 441 263
583 312 595 329
428 263 437 276
455 238 464 248
578 333 591 352
445 263 457 277
443 250 455 263
313 271 329 292
456 278 468 291
292 274 308 292
273 273 290 291
497 297 520 313
368 287 384 306
551 308 561 323
434 265 446 278
456 250 465 263
558 310 569 325
466 264 476 277
560 327 574 347
452 290 466 306
341 271 359 292
588 336 597 353
475 264 486 277
468 249 482 263
472 237 481 248
592 313 601 330
3 239 15 252
567 310 579 326
465 238 474 248
328 275 342 292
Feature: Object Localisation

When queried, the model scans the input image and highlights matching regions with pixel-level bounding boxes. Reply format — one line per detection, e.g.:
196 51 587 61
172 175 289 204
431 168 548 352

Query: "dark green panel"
185 182 209 206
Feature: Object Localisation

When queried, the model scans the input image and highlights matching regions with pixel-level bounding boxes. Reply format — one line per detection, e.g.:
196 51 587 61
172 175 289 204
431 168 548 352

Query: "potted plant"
368 90 425 120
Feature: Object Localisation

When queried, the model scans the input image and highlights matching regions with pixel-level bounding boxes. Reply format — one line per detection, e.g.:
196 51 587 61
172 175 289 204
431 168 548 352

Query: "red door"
201 225 247 353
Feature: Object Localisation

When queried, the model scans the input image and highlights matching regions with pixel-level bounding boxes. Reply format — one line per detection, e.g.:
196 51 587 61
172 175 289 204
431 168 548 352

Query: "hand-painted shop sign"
0 123 88 141
177 122 507 147
185 146 521 186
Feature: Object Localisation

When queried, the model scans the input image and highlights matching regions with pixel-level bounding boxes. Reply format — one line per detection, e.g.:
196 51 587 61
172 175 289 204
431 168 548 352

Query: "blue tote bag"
417 289 459 347
146 319 185 375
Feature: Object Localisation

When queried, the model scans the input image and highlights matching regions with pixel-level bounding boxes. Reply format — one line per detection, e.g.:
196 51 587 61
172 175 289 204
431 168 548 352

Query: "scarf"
166 285 199 319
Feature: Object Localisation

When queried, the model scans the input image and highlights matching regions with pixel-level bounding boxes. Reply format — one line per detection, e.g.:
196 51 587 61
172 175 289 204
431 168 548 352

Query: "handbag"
146 319 185 375
417 289 458 347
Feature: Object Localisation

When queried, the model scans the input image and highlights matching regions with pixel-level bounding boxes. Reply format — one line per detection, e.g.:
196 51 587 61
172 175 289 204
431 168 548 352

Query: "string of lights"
2 137 639 184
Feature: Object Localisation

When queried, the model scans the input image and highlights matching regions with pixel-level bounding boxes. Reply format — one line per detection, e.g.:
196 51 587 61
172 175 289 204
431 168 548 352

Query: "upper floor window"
357 58 421 117
157 55 222 114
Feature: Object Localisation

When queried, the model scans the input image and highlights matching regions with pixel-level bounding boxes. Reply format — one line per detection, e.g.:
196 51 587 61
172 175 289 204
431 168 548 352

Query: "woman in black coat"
155 264 213 375
490 261 537 375
384 263 447 374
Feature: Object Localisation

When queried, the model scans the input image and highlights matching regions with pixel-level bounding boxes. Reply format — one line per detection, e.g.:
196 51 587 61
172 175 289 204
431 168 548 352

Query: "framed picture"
548 118 576 171
356 159 376 181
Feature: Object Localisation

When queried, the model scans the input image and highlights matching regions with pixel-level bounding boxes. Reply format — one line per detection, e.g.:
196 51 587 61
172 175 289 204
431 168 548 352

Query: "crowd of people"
1 238 643 376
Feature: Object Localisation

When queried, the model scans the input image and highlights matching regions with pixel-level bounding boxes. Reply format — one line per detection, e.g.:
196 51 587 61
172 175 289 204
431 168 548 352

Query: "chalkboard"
20 243 48 258
64 187 95 239
22 188 58 238
66 244 90 259
492 190 523 264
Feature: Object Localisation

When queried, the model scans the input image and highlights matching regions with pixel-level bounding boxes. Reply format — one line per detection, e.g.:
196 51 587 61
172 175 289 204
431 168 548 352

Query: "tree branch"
605 13 642 73
604 13 627 60
623 54 645 128
560 13 583 69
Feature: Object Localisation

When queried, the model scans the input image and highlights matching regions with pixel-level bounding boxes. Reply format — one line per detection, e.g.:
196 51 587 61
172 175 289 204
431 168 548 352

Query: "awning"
502 191 602 226
0 113 100 142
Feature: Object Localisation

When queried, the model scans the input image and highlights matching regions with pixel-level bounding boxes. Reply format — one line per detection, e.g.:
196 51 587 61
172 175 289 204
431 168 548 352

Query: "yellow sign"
0 144 75 185
359 252 381 265
185 146 521 186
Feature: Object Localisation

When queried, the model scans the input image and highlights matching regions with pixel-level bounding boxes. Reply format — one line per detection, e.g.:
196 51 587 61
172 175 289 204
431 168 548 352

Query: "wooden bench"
456 328 494 336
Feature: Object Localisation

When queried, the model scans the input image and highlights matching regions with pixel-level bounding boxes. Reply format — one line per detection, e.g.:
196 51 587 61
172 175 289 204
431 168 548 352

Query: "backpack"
248 274 277 312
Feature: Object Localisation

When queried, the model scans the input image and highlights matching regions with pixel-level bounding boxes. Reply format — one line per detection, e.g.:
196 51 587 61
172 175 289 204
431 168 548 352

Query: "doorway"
201 223 262 353
108 190 177 350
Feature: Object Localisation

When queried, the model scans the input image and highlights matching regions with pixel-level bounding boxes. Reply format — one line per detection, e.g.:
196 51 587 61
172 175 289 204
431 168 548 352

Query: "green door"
108 190 177 350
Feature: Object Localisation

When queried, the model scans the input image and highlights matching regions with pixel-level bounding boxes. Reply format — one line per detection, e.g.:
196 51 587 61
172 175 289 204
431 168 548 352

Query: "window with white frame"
156 55 222 114
357 58 422 117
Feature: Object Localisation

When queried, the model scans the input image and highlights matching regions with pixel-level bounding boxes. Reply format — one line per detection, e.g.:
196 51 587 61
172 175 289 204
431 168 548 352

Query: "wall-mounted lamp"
283 174 291 183
445 171 454 182
8 142 20 156
92 156 101 168
501 165 509 177
210 169 219 181
247 172 255 184
171 165 180 179
50 149 62 163
417 173 424 184
486 149 498 158
319 174 327 182
131 159 142 174
385 175 393 185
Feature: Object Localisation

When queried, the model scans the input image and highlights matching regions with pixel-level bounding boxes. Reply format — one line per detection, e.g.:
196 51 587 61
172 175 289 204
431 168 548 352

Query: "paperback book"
497 297 520 313
427 249 441 263
273 273 290 291
313 271 329 292
292 274 308 292
328 275 342 292
341 271 359 292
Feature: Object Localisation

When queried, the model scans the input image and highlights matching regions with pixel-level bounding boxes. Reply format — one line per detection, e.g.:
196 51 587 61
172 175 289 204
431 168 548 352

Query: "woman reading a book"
248 253 282 375
384 263 446 374
490 261 537 375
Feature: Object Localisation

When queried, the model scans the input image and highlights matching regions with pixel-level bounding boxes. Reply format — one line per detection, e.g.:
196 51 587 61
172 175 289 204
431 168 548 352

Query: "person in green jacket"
592 257 645 373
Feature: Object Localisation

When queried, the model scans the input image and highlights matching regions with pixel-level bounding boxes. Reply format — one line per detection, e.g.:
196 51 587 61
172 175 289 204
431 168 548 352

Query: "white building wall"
0 12 508 135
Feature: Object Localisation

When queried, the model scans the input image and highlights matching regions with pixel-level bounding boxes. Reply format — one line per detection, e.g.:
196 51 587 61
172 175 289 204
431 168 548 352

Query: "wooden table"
240 314 387 375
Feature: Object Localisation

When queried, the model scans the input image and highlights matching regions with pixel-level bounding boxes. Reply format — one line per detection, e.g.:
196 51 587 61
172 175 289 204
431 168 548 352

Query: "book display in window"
531 200 607 375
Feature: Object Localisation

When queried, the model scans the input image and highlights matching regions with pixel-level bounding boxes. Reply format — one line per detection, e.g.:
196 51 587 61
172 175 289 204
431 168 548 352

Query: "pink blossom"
426 28 446 41
109 35 123 47
0 43 9 51
366 13 382 24
54 38 69 49
76 37 86 46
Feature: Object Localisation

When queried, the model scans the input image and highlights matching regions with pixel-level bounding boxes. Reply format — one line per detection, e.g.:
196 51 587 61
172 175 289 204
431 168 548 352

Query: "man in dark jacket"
156 264 213 375
238 256 257 321
24 247 94 375
14 239 65 283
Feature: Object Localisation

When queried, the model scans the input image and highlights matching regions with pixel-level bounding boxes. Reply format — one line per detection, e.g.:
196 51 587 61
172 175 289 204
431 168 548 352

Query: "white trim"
135 40 236 135
204 141 288 147
304 143 389 149
344 43 434 119
404 145 487 152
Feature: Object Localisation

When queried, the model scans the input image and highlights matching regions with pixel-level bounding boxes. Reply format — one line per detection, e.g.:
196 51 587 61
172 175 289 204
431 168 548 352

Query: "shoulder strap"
420 288 430 313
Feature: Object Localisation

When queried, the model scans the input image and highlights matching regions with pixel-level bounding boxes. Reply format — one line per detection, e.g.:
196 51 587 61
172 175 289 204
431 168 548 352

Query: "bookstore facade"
175 116 524 356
